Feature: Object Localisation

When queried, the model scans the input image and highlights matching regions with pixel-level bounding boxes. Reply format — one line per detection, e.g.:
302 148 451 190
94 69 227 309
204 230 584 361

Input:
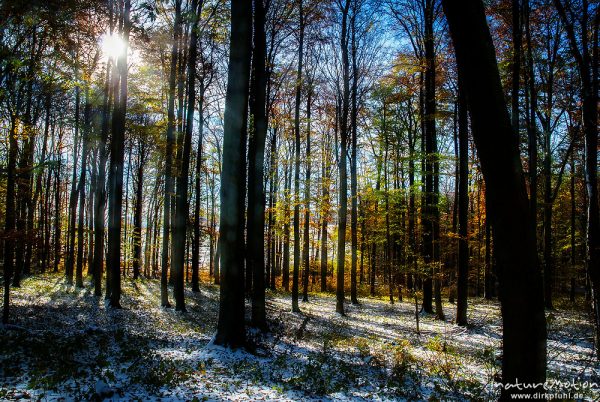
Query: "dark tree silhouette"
214 0 252 348
442 0 547 396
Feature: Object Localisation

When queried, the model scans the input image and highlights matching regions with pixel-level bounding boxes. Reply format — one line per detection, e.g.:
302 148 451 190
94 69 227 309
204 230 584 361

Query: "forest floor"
0 273 598 401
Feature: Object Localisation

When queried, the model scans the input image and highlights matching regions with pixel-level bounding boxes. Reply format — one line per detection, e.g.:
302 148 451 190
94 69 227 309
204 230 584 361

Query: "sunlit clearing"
100 33 126 60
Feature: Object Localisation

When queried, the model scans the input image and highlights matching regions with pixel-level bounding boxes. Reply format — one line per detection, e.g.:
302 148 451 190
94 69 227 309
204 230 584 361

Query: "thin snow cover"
0 273 598 401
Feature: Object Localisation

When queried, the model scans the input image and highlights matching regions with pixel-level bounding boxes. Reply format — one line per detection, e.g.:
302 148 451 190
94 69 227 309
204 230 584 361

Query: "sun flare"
100 33 126 60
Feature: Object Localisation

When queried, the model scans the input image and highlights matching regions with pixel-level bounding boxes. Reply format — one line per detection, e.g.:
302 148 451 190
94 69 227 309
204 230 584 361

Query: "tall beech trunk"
370 162 382 297
336 0 351 316
570 156 577 302
93 54 112 297
320 139 329 292
53 133 63 274
350 10 359 305
248 0 268 329
484 210 493 299
172 0 201 312
76 88 93 288
525 0 538 248
161 0 182 308
106 0 131 308
267 128 278 291
132 140 145 280
292 0 304 313
214 0 252 348
456 82 469 326
3 117 18 323
302 88 312 303
65 85 80 286
191 82 205 293
15 30 39 286
422 0 442 320
442 0 547 395
283 162 291 291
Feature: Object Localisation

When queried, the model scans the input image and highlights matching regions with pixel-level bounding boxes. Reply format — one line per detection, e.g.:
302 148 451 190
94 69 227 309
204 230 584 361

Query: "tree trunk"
248 0 268 329
191 82 205 293
132 141 145 280
214 0 252 348
172 0 201 312
320 142 329 292
525 0 538 253
281 157 290 292
336 0 351 316
65 85 80 286
106 0 131 308
292 0 304 313
442 0 547 394
3 116 19 323
161 0 182 308
302 88 312 303
76 89 92 288
350 10 359 305
456 82 469 326
93 55 112 297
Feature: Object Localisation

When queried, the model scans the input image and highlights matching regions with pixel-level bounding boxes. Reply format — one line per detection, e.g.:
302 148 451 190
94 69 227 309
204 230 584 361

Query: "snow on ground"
0 273 598 401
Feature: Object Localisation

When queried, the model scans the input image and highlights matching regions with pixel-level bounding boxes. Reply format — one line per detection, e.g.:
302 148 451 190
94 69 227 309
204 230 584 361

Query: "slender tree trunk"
93 54 112 297
525 0 538 250
248 0 268 329
370 165 381 297
422 0 442 319
484 210 492 299
172 0 201 312
36 92 52 273
302 89 312 303
336 0 351 316
292 0 304 313
76 89 92 288
106 0 131 308
456 82 469 326
267 128 278 291
191 83 205 293
3 116 19 323
132 142 145 280
350 11 359 305
65 86 80 286
161 0 182 308
570 156 577 302
283 162 291 292
53 137 62 274
384 131 393 305
320 142 329 292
